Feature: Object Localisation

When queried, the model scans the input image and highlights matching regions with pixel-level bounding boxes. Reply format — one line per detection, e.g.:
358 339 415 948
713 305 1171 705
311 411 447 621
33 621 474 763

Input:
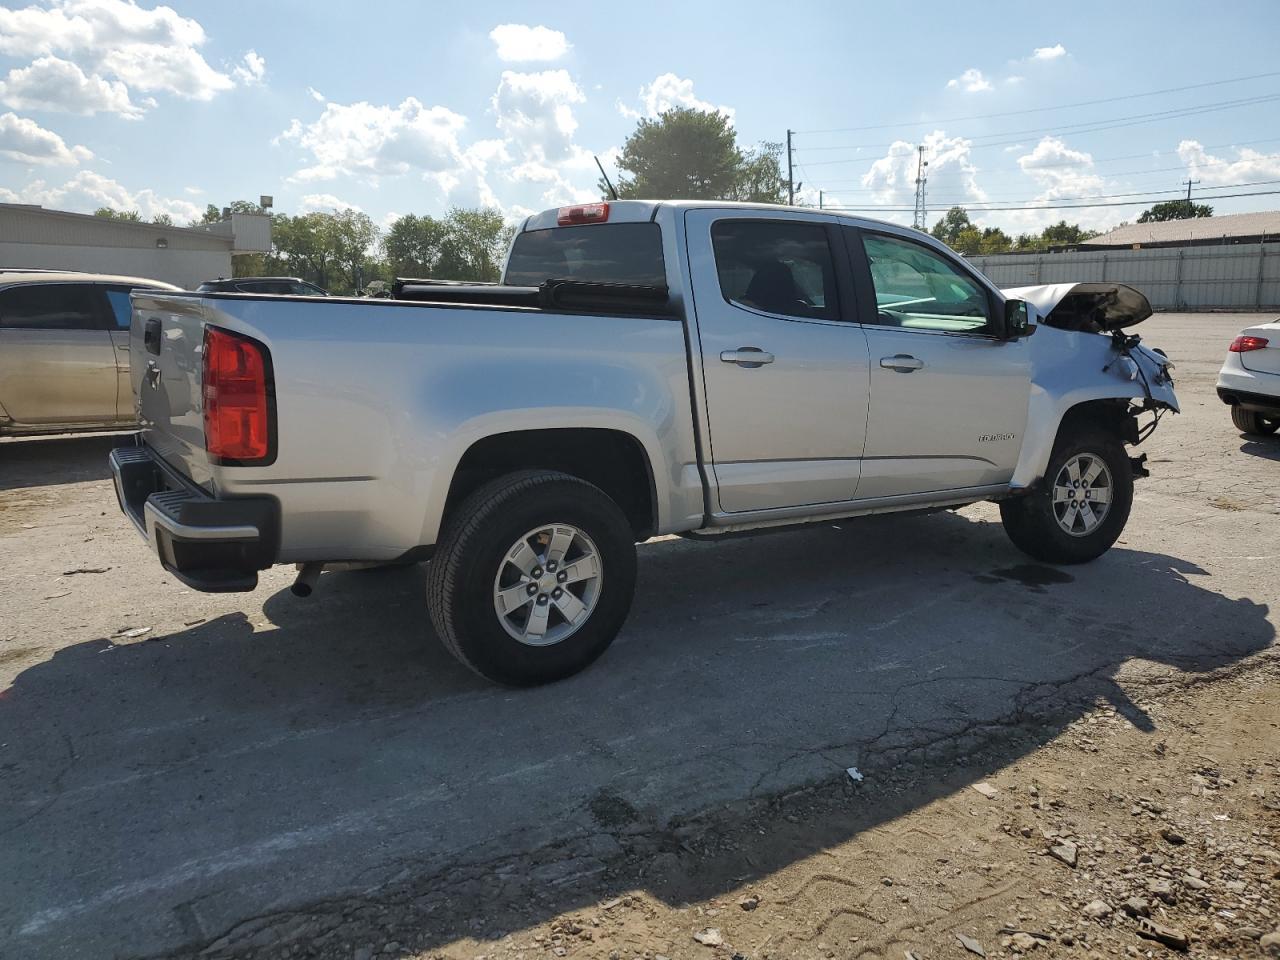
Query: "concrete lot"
0 313 1276 959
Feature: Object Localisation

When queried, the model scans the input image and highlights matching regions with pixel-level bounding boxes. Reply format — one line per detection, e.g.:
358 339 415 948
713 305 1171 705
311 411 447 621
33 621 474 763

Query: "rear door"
686 209 871 513
845 227 1030 499
0 282 117 426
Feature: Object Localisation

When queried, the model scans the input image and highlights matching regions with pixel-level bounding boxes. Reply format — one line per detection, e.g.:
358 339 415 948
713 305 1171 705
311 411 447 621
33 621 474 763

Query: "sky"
1 0 1280 237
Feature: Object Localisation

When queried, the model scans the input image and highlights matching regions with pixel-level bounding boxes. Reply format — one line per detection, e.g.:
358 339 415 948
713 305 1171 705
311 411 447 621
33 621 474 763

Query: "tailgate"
129 291 213 489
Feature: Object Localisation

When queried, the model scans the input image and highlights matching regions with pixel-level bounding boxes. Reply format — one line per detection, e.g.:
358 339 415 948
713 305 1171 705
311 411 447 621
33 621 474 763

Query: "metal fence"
968 242 1280 311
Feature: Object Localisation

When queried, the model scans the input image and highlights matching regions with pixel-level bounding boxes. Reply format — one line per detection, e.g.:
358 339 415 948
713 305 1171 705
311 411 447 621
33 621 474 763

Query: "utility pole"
1182 177 1201 213
819 190 823 210
786 129 794 206
912 145 929 230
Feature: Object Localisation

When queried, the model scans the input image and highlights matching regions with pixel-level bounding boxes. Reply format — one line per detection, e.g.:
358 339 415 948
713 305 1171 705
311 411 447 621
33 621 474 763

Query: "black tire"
426 470 637 686
1231 405 1280 435
999 426 1134 564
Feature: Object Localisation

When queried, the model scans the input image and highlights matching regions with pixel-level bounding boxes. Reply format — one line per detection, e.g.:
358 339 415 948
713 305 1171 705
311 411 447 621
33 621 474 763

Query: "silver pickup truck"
110 200 1178 685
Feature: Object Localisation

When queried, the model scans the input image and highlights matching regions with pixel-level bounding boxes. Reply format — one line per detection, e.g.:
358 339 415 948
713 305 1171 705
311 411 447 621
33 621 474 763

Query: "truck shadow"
0 511 1273 958
0 433 119 491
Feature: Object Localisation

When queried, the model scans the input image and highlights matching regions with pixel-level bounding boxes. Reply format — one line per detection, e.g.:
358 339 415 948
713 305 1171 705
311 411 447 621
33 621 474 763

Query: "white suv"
1217 318 1280 435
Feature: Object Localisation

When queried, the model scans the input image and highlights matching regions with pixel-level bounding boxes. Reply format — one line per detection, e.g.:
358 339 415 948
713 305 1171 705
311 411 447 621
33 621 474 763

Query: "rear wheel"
1231 405 1280 435
1000 427 1134 564
426 470 637 686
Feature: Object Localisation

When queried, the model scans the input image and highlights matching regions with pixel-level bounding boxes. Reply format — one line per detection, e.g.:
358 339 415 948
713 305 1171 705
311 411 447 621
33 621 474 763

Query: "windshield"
504 222 666 287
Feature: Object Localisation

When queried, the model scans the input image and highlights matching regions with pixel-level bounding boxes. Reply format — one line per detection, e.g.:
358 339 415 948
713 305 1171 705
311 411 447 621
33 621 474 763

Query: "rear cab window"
503 223 666 287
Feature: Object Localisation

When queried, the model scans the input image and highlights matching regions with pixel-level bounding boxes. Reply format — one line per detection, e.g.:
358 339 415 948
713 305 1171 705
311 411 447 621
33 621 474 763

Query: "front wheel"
426 470 637 686
1231 405 1280 435
999 428 1134 564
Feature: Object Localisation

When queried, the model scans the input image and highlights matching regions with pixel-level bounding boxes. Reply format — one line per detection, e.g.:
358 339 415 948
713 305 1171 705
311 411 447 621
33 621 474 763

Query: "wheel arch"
438 427 659 543
1011 392 1148 489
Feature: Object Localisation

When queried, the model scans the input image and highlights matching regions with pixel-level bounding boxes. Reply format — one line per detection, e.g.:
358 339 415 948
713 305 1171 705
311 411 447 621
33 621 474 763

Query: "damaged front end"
1005 282 1179 491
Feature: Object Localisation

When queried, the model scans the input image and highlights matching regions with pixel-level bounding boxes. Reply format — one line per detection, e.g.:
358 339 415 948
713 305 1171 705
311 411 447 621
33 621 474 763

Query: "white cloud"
997 135 1127 233
616 73 734 122
232 50 265 86
0 111 92 164
1017 136 1105 199
489 24 570 62
298 193 362 213
1005 75 1024 85
0 0 249 102
1177 139 1280 185
861 130 988 208
307 86 326 103
278 96 469 182
0 55 141 117
946 68 992 93
491 69 584 163
6 169 201 221
1032 43 1067 60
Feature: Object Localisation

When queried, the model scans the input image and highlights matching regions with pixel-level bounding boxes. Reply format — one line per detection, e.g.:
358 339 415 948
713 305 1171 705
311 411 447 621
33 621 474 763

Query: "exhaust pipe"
291 562 324 598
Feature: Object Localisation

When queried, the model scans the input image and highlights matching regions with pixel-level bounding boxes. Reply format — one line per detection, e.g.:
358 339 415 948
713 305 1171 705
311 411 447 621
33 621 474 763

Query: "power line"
795 93 1280 164
835 178 1280 208
794 70 1280 135
804 140 1280 186
819 187 1280 214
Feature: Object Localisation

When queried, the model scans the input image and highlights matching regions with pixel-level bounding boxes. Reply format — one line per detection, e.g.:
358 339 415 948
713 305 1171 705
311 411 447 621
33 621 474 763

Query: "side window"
860 233 992 334
710 219 839 321
0 284 105 331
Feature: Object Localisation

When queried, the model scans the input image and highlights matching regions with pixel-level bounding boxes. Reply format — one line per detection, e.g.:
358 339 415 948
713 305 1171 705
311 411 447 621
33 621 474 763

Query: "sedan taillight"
203 326 275 465
1229 335 1270 353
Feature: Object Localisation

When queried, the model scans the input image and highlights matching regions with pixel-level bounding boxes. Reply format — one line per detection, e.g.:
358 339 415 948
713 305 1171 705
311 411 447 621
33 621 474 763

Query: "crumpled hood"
1004 282 1153 332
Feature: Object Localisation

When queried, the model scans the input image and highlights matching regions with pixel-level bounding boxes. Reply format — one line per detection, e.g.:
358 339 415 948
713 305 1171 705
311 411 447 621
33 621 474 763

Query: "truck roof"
519 199 910 234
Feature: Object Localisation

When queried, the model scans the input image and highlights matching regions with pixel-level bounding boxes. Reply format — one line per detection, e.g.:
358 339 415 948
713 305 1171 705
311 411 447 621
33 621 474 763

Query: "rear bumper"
109 438 280 592
1217 387 1280 416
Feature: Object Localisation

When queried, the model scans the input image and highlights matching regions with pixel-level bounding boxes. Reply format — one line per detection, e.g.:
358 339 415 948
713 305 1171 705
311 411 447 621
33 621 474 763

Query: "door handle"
720 347 775 368
880 354 924 372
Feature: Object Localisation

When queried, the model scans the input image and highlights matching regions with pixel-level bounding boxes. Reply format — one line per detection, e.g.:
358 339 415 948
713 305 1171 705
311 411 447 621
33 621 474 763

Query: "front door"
0 283 117 426
845 228 1030 499
686 209 871 513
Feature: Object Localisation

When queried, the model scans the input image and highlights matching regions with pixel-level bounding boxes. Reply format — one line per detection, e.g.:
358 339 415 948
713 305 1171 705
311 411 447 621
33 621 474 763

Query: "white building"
0 204 272 289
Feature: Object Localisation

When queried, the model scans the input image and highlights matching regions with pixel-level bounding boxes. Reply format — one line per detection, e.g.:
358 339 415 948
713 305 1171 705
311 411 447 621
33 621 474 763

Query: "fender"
1010 320 1178 489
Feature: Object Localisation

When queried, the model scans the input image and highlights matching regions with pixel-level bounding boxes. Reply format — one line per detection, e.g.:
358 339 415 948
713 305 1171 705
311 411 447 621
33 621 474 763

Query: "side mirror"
1002 298 1036 340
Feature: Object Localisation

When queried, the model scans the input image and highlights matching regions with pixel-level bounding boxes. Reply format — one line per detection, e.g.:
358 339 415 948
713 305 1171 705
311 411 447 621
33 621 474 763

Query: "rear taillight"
557 202 609 226
1229 335 1269 352
203 326 274 465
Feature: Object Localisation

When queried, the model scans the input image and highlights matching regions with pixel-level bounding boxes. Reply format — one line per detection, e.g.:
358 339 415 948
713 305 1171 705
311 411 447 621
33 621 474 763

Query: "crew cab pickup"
110 201 1178 685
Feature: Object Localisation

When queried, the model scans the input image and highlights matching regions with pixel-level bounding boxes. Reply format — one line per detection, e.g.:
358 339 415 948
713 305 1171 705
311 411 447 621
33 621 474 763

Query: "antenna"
595 155 619 200
912 146 930 230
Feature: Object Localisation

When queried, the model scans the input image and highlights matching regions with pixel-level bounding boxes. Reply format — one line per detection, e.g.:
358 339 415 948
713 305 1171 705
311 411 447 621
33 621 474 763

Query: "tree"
384 208 515 283
328 208 380 291
384 213 450 277
930 206 973 247
1137 200 1213 223
94 207 142 222
608 107 787 203
1039 220 1098 247
191 200 269 227
727 141 788 204
152 213 174 227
